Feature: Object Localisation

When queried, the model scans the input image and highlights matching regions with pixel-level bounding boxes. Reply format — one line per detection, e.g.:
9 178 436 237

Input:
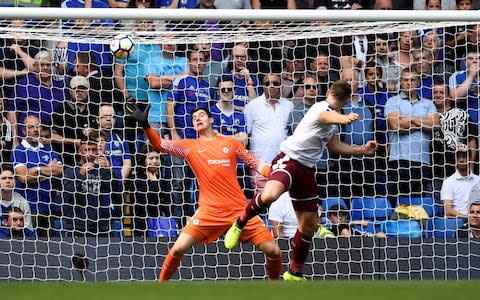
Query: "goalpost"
0 8 479 281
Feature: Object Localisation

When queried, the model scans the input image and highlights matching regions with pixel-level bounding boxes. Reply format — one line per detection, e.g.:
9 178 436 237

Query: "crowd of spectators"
0 0 480 239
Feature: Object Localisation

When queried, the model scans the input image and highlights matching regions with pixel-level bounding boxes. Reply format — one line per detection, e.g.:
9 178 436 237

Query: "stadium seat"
398 196 435 217
111 219 123 237
351 197 393 221
147 217 178 237
380 220 423 238
424 217 465 238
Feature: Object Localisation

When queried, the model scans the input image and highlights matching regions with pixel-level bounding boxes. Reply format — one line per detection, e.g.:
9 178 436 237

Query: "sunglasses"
220 87 233 93
264 81 281 87
470 210 480 214
304 84 317 90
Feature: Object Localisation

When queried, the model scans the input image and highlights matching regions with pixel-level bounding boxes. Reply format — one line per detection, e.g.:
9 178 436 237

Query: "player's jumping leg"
224 194 268 249
283 210 317 281
158 232 197 281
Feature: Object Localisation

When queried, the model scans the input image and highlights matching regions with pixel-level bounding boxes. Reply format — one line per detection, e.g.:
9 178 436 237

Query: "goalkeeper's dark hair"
330 80 352 102
190 107 212 118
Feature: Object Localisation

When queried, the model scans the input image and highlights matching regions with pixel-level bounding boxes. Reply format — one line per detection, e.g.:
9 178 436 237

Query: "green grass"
1 281 478 300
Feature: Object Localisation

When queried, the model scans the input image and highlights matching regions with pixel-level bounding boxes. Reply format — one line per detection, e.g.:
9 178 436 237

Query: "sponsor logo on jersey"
207 159 231 167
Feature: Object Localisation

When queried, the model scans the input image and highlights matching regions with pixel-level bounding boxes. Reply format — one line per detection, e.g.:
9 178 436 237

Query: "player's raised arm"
126 102 187 157
318 110 359 125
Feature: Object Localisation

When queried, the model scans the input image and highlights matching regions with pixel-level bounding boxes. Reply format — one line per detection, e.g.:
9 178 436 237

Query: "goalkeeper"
127 103 282 281
225 80 377 280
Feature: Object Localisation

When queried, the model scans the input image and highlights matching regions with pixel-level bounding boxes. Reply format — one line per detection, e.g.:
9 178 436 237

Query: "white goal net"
0 8 479 281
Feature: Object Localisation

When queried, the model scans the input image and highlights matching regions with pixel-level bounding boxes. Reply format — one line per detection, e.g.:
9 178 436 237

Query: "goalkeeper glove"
125 102 150 129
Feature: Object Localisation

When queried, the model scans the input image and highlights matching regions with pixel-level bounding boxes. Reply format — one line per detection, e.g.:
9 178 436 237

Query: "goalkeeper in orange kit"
127 103 282 281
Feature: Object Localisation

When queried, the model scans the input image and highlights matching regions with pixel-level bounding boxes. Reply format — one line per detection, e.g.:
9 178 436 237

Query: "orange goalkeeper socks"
158 253 181 282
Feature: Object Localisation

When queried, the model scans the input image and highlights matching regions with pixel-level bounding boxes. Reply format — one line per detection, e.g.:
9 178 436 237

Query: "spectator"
223 44 261 111
57 137 122 237
191 41 225 88
0 165 32 229
424 0 442 8
114 22 160 106
441 144 480 218
0 207 36 239
391 30 418 69
412 48 436 99
97 104 132 183
0 92 13 163
431 80 477 203
244 73 293 193
413 0 454 9
130 145 171 236
0 19 36 97
444 0 474 70
337 68 376 199
324 204 386 237
449 45 480 124
12 115 64 236
455 198 480 238
373 0 393 9
368 33 402 92
74 51 121 109
281 47 307 100
385 68 439 205
51 75 98 167
315 0 365 9
145 39 188 135
166 50 210 227
6 50 67 145
361 62 393 196
309 50 340 100
421 31 449 77
252 0 297 9
268 192 299 238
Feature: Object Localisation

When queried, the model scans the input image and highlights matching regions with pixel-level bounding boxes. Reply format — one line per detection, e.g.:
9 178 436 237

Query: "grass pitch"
2 280 478 300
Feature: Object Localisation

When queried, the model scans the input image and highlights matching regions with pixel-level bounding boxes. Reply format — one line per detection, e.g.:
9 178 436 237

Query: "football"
110 34 135 59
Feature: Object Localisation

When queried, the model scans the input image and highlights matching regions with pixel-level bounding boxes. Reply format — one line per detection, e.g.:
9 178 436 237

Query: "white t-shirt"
268 192 298 238
441 171 480 215
280 101 337 168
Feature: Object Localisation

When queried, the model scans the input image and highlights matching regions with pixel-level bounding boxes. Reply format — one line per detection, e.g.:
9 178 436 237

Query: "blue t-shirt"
7 74 67 127
449 70 480 124
340 96 374 148
145 54 188 123
361 85 392 146
166 75 211 138
104 132 131 180
12 141 62 213
384 93 437 165
215 73 263 108
116 43 161 102
210 104 246 136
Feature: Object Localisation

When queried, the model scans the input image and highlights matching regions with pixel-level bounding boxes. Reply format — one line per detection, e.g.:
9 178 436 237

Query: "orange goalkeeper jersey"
145 128 267 217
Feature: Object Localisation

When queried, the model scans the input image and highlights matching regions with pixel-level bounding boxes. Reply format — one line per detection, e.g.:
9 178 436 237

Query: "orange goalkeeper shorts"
182 208 274 246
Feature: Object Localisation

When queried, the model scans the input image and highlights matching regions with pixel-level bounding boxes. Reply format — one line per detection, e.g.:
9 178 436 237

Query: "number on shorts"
272 156 290 170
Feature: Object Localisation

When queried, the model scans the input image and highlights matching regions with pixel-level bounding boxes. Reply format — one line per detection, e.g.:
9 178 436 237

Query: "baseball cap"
70 76 89 89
